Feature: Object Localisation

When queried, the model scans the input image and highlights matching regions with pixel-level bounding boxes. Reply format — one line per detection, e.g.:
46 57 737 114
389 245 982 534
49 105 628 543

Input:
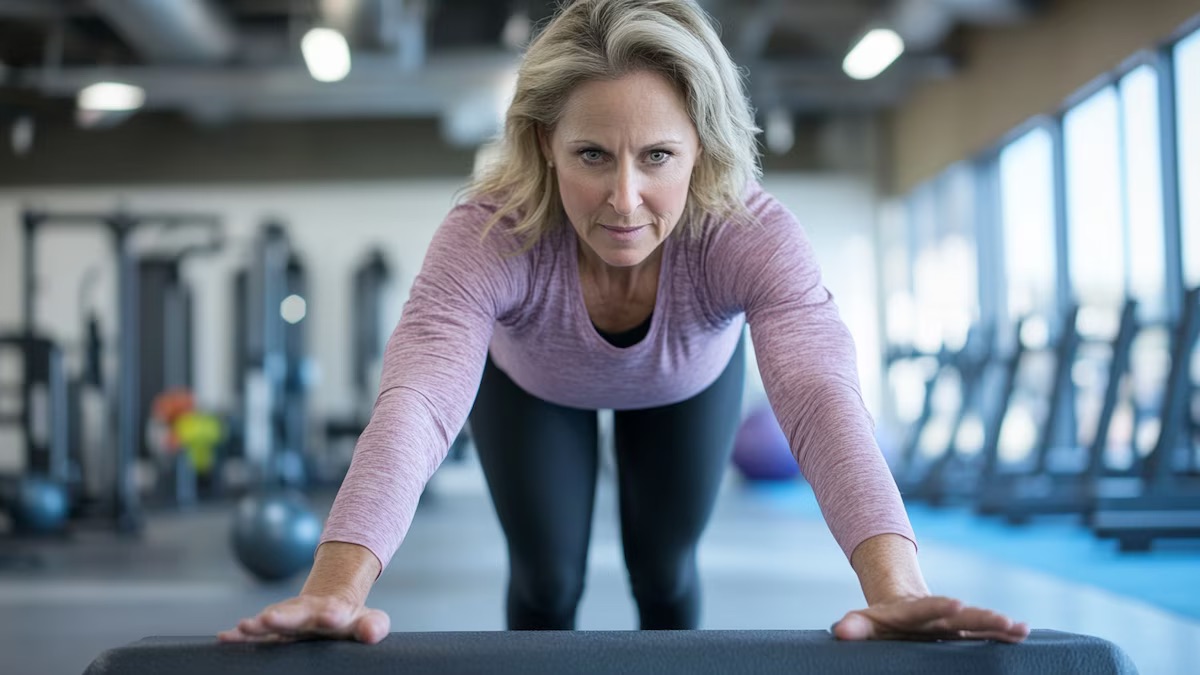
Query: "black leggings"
468 338 745 630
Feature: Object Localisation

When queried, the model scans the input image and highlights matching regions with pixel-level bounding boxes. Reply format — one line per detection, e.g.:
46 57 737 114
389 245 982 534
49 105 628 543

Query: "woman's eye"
580 149 604 163
648 150 671 164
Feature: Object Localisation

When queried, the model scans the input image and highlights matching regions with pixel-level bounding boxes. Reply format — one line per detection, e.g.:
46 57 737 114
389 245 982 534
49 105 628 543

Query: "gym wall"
887 0 1200 194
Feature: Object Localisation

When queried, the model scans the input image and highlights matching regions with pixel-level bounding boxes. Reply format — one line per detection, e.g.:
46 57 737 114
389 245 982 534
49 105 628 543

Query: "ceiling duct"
889 0 1038 50
318 0 426 69
90 0 237 65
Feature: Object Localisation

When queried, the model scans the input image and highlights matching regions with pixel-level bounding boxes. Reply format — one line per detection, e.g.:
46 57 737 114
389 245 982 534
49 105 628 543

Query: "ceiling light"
77 82 146 112
843 28 905 80
11 116 34 156
302 27 352 83
764 108 794 155
502 12 532 50
280 294 308 324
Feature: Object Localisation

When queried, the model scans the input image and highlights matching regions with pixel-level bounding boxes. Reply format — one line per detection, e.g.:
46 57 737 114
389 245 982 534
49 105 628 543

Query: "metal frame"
21 210 221 533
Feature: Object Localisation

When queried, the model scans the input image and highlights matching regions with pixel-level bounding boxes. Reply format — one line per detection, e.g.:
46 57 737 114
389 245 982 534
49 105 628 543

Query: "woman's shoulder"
739 181 796 227
439 192 536 252
693 182 800 253
445 191 507 229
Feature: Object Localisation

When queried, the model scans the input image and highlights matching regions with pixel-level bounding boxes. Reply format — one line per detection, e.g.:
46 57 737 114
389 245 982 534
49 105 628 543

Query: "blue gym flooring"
744 480 1200 621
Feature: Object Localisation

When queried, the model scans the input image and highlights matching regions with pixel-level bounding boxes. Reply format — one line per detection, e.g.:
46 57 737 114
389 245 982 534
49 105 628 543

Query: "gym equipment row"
0 209 224 538
1 210 400 582
889 286 1200 551
1091 286 1200 548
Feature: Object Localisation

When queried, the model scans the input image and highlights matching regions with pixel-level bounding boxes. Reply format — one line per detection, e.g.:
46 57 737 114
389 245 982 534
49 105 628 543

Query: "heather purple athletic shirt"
321 182 916 572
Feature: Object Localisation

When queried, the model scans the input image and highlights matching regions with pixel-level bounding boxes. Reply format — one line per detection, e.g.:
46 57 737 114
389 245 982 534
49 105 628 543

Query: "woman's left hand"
831 595 1029 643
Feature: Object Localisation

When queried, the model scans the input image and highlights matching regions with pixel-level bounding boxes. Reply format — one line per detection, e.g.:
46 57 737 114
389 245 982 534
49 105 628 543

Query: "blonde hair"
466 0 761 244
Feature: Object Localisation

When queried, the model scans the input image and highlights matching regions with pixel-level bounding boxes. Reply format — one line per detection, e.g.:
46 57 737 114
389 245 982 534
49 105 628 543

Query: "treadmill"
974 305 1078 520
1091 286 1200 550
900 324 998 505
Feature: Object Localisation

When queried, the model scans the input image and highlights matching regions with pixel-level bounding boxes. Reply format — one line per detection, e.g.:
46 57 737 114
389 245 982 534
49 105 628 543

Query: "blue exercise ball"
11 477 69 534
231 491 322 582
732 407 799 481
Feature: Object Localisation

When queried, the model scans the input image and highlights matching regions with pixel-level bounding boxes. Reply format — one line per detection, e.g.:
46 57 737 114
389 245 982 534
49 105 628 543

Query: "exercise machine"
974 306 1077 519
1092 286 1200 550
893 323 997 505
230 222 314 490
20 209 221 532
983 300 1143 522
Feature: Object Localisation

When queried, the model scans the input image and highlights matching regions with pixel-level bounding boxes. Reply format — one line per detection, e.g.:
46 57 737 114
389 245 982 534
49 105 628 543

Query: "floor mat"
735 480 1200 621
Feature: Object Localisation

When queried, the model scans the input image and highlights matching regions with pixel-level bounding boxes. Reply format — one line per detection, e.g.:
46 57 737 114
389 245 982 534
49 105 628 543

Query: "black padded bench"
85 629 1137 674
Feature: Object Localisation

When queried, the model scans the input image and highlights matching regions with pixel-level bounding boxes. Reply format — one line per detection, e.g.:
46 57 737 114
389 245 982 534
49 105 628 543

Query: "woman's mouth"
599 223 647 241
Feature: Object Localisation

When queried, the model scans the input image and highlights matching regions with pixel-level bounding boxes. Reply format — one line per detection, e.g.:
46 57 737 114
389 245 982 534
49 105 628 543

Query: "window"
1063 85 1124 318
1177 28 1200 286
995 126 1060 463
933 164 980 350
908 184 945 353
1120 64 1168 319
998 126 1058 328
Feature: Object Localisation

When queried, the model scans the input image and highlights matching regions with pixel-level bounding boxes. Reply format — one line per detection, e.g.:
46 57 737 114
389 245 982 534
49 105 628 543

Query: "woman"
221 0 1028 645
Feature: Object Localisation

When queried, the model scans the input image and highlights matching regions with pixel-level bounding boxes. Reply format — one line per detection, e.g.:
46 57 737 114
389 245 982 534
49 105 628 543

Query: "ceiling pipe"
90 0 237 65
317 0 426 69
889 0 1038 51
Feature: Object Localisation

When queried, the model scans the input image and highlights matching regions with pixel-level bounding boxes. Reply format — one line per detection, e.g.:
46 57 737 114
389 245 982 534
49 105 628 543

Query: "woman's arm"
705 186 915 561
707 186 1027 642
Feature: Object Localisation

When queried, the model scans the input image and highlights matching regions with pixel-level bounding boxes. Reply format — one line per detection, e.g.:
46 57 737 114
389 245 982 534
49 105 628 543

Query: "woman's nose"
609 162 642 217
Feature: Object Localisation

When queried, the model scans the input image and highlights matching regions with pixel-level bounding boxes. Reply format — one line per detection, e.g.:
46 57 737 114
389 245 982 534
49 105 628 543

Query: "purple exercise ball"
732 406 799 481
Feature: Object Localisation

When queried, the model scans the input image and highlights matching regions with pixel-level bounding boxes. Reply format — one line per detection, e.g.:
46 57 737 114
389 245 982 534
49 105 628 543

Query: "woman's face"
541 70 701 269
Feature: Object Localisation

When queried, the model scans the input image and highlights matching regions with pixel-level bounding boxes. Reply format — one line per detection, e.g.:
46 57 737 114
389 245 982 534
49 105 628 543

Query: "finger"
262 604 319 632
313 605 355 631
217 628 247 643
947 607 1016 632
927 619 1029 644
239 611 312 640
937 608 1031 641
966 621 1030 644
353 609 391 645
236 615 272 636
886 596 964 625
832 612 876 641
219 626 294 644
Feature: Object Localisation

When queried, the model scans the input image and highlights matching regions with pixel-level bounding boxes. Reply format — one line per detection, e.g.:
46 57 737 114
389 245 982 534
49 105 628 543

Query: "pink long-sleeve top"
321 182 915 571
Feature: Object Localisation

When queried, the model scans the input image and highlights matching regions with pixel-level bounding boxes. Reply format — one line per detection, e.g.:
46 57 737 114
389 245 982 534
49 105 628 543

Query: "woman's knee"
624 547 697 604
510 557 587 616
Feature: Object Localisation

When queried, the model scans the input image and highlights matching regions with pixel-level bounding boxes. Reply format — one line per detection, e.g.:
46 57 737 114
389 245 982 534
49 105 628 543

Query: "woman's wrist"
848 534 929 606
301 541 382 606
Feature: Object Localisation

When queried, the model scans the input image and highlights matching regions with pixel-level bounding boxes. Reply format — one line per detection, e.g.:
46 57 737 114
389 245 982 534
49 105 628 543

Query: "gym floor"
2 462 1198 675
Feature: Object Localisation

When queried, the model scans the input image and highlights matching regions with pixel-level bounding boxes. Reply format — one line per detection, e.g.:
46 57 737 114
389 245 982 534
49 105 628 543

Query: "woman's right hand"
218 594 391 644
